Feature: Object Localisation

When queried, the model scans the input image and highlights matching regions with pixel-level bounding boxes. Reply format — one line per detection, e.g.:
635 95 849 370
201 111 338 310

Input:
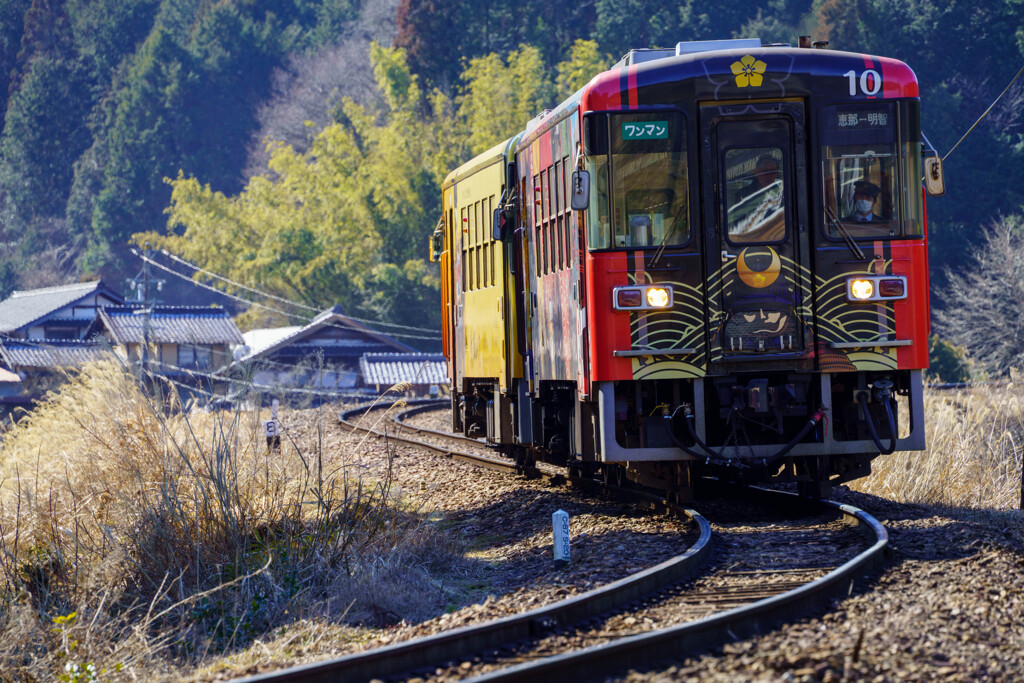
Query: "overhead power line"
151 249 441 335
159 249 320 314
130 250 442 342
943 61 1024 161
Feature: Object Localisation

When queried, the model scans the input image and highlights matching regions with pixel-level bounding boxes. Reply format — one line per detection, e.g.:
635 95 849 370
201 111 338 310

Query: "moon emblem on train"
736 246 782 288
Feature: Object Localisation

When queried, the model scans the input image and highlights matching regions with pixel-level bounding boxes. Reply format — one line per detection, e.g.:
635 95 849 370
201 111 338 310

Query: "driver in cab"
844 180 885 223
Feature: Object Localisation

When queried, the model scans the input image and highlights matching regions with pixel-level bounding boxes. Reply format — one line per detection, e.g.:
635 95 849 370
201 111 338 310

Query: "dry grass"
0 360 458 681
853 384 1024 511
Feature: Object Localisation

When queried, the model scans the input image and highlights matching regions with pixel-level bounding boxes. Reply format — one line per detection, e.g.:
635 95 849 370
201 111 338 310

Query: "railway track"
236 401 888 683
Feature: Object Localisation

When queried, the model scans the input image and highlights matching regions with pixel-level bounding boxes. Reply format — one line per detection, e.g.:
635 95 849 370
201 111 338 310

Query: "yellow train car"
433 136 524 440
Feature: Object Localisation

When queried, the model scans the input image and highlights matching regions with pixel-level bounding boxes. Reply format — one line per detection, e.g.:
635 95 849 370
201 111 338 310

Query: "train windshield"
724 146 787 244
821 103 922 238
588 112 689 249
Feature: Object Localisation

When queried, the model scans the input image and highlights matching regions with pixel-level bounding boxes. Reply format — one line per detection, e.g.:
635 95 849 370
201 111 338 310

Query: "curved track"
236 402 887 683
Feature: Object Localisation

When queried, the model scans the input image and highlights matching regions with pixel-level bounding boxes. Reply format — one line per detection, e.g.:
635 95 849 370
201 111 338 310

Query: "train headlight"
849 279 874 300
646 287 671 308
613 285 674 310
846 275 908 302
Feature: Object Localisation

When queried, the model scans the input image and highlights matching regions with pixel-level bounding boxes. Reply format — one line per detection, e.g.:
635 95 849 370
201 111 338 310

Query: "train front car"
579 41 929 498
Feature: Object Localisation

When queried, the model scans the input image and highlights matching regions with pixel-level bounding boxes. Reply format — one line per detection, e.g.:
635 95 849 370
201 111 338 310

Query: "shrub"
0 359 456 679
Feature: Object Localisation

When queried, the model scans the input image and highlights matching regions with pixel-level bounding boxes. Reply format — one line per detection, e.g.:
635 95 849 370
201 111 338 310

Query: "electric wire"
153 249 441 334
942 61 1024 161
131 249 441 342
159 249 320 314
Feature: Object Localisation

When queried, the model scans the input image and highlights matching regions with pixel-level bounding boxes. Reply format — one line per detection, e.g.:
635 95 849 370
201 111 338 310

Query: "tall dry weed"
0 359 457 679
853 384 1024 510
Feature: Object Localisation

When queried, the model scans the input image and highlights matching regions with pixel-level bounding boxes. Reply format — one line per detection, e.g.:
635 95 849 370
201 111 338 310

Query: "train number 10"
844 69 882 96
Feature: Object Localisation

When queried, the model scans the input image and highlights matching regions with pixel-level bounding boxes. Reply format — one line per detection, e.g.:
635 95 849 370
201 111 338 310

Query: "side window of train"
557 163 565 272
820 102 920 238
607 111 690 249
724 146 787 245
461 205 468 290
562 157 572 266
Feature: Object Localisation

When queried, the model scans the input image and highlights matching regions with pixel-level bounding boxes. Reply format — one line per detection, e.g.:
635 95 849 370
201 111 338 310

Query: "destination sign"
833 110 890 129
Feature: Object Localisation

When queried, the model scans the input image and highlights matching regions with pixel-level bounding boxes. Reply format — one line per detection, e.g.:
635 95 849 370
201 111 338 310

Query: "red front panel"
892 235 930 370
586 251 634 381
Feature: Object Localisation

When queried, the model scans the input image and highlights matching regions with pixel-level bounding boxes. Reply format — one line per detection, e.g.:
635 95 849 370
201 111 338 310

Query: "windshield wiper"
650 202 688 268
825 205 867 261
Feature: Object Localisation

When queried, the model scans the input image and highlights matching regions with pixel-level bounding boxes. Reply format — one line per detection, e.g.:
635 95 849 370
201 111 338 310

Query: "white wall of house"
25 293 122 340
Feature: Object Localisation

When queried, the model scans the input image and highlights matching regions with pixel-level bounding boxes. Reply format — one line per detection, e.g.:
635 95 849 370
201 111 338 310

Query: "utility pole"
127 244 164 386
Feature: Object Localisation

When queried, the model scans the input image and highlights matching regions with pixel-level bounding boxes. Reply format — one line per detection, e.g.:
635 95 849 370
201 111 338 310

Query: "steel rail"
339 399 517 471
232 402 712 683
466 489 888 682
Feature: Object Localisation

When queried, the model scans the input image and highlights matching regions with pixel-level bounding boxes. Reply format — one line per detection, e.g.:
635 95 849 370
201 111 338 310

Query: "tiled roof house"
234 306 413 392
89 306 244 396
0 280 123 339
359 353 447 394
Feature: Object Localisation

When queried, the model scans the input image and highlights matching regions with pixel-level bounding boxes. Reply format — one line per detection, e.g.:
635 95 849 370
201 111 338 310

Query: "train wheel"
512 446 540 479
798 478 831 499
603 464 625 488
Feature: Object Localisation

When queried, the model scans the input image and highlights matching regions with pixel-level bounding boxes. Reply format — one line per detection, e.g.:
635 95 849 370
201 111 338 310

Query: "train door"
699 101 813 366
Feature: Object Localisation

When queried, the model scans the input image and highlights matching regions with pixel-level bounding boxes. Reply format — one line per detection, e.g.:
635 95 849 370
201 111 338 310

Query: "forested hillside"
1 0 1022 363
0 0 366 291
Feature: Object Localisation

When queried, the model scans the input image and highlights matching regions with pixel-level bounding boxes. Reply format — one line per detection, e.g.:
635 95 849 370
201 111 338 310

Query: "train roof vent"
612 48 676 68
675 38 762 56
525 109 551 134
613 39 764 69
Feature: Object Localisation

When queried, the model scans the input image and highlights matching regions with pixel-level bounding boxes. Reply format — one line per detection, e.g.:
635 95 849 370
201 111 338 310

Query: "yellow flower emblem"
731 55 767 88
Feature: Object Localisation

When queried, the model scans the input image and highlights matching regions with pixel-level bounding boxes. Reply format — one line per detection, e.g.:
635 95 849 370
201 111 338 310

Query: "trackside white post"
553 510 570 566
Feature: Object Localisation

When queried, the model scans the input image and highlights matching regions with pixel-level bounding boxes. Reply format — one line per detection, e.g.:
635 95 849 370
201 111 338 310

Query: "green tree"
83 27 197 275
138 45 448 335
0 0 32 128
555 39 609 100
460 45 551 155
928 335 970 384
0 55 93 223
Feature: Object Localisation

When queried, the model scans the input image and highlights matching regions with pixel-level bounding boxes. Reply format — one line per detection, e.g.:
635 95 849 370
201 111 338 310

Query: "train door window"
821 103 906 238
724 147 787 244
606 112 689 249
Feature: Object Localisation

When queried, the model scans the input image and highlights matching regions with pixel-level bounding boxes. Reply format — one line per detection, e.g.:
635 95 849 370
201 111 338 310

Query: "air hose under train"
661 405 825 466
858 382 898 455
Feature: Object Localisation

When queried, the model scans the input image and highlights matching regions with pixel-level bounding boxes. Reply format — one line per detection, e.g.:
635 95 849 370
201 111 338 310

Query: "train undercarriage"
454 369 923 501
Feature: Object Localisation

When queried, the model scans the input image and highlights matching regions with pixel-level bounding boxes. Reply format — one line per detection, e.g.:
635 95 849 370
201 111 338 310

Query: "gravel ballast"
215 405 1024 681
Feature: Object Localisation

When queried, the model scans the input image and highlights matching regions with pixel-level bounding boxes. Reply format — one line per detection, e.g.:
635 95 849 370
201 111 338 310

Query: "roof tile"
0 339 112 369
358 353 447 386
0 281 122 333
99 306 244 345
